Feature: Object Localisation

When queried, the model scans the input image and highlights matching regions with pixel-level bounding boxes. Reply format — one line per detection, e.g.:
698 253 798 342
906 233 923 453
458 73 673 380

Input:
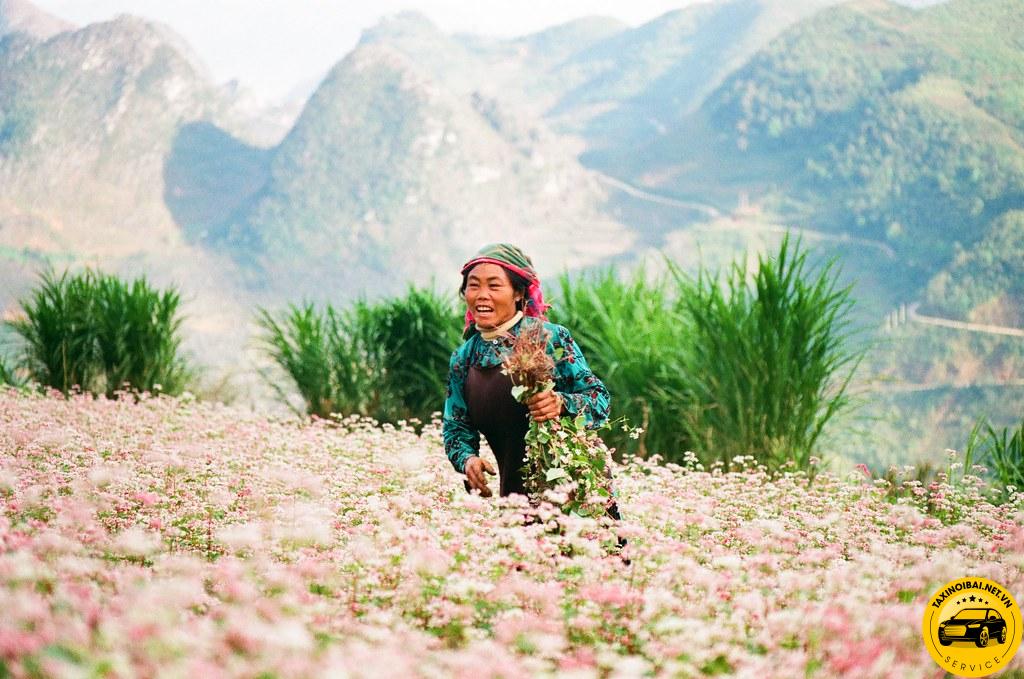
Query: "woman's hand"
464 456 495 497
527 390 564 422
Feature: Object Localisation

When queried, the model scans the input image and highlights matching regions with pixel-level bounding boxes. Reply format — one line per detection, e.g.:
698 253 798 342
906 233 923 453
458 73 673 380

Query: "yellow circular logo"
922 577 1022 677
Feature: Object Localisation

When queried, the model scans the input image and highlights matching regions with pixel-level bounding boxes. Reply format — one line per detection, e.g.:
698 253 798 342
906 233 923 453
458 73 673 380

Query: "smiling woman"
442 243 612 500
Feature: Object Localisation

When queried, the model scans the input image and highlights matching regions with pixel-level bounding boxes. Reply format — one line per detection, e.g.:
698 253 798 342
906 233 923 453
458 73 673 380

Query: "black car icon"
938 608 1008 647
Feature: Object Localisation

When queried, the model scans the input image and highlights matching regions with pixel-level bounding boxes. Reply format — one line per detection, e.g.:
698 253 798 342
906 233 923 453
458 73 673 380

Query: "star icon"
969 595 977 602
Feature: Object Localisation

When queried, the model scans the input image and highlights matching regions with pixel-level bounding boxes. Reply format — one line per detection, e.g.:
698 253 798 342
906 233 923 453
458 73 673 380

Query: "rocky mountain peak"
0 0 72 40
358 10 442 45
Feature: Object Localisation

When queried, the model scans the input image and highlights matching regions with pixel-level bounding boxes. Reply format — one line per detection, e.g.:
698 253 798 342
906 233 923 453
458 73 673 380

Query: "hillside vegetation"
925 210 1024 325
631 0 1024 321
201 43 631 299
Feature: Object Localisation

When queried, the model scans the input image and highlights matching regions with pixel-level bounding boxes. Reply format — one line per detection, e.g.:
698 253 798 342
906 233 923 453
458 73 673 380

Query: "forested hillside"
623 0 1023 325
193 42 631 299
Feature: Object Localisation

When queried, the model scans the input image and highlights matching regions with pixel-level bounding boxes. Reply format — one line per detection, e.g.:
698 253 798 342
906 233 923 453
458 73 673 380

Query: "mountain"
2 0 1020 429
192 43 632 299
361 12 626 116
550 0 856 151
925 210 1024 326
0 0 71 40
0 15 222 255
355 3 854 155
0 13 263 376
615 0 1023 309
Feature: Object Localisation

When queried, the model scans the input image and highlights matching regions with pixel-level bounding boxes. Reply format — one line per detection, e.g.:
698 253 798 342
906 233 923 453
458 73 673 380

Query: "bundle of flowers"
500 320 616 518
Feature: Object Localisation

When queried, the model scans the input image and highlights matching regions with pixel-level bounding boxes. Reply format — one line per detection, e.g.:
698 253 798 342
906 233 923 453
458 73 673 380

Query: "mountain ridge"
0 0 71 40
195 41 633 299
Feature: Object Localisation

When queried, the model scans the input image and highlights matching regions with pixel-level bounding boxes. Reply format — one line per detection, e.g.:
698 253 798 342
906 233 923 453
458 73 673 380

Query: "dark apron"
464 365 530 497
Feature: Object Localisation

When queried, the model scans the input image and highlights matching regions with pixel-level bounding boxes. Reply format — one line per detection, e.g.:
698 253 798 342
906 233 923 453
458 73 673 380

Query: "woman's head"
459 243 550 337
460 263 528 329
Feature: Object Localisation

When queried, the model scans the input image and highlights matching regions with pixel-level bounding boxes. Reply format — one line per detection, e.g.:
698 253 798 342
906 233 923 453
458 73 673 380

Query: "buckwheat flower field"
2 389 1022 678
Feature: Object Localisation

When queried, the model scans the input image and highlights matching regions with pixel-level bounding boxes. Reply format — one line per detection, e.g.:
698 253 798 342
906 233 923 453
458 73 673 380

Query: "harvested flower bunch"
501 319 615 517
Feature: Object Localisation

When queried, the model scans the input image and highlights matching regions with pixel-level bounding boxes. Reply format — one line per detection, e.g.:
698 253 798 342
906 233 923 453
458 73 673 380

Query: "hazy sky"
32 1 696 101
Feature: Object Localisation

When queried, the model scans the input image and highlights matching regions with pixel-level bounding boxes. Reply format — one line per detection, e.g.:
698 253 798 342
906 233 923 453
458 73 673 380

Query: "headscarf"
460 243 550 338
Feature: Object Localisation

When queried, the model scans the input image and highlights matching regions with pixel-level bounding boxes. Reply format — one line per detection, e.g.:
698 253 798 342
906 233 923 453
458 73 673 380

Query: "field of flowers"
1 389 1023 678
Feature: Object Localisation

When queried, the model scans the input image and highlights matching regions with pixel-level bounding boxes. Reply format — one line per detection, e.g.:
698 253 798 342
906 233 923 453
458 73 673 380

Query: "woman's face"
464 263 523 329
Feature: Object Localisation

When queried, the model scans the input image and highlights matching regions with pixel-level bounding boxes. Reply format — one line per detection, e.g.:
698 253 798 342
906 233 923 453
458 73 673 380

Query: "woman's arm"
550 325 611 428
442 348 480 473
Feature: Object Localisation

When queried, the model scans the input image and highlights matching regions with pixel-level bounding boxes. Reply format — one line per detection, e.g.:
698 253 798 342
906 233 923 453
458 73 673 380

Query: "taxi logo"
922 577 1022 677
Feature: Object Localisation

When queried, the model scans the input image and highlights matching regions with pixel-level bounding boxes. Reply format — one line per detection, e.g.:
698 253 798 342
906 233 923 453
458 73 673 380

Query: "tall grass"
549 268 690 458
0 355 21 387
359 288 464 420
551 237 862 470
6 269 191 396
260 240 861 470
257 286 461 423
256 303 338 417
967 416 1024 493
671 236 862 469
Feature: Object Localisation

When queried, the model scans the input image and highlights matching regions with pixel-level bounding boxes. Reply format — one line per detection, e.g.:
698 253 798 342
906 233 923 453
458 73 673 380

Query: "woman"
442 243 611 498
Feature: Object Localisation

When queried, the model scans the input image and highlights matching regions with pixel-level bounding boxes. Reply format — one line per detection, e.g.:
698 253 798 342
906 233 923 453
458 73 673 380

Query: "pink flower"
578 583 638 608
828 638 884 674
134 491 159 506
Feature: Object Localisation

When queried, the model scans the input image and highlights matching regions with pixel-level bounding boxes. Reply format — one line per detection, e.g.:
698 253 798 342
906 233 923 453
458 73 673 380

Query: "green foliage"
712 2 921 143
967 416 1024 494
257 286 461 423
699 0 1024 269
361 287 464 421
814 83 1024 262
0 354 21 387
672 237 862 469
5 269 191 397
925 210 1024 323
500 319 616 518
552 238 863 470
549 266 690 459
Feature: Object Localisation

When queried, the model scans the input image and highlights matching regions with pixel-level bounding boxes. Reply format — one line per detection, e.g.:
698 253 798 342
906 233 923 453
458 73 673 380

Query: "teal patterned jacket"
443 318 611 473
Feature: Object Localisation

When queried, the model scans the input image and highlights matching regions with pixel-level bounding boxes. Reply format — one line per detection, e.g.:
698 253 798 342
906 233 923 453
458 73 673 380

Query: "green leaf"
545 467 569 482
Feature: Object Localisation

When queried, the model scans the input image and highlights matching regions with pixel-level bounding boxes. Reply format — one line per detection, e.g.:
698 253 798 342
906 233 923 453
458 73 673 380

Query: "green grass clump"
0 355 22 387
549 267 689 459
5 269 192 397
553 237 863 471
671 237 862 469
257 286 461 423
967 416 1024 494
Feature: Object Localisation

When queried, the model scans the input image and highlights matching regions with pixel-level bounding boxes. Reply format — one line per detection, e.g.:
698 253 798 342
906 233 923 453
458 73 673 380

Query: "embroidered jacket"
442 318 611 473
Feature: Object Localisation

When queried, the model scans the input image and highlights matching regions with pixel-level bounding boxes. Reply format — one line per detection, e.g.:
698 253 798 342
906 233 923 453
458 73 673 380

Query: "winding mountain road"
907 303 1024 338
596 171 1023 345
593 171 897 259
594 172 722 218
